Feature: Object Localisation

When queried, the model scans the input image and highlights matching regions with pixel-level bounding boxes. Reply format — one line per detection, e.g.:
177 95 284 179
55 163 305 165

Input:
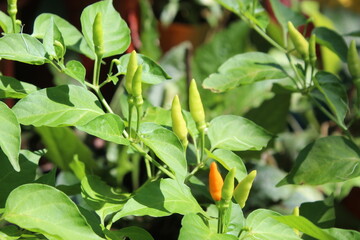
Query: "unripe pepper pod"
189 79 206 133
221 168 236 205
347 40 360 80
7 0 17 17
209 162 223 202
233 170 257 208
171 95 188 148
125 50 138 95
132 65 143 107
93 12 104 58
292 206 300 236
287 21 309 59
309 34 317 67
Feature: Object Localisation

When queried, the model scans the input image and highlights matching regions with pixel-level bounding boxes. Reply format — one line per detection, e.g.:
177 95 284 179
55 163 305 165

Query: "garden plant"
0 0 360 239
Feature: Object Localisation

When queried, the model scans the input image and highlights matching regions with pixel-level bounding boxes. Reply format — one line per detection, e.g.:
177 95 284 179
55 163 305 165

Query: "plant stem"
136 105 143 136
217 206 224 234
199 130 205 164
95 88 114 114
128 102 134 138
286 53 305 90
93 56 102 86
145 157 152 179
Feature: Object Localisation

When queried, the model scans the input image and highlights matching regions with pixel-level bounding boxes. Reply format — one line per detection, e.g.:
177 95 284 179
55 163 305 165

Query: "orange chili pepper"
209 162 223 201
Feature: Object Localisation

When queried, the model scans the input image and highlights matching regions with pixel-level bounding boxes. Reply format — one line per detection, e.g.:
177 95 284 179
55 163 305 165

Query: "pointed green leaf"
278 136 360 186
36 126 97 170
0 149 40 207
208 115 272 151
80 0 130 58
273 215 336 240
81 175 128 222
0 75 38 99
0 11 14 33
139 123 187 180
313 27 348 62
241 209 301 240
4 184 104 240
0 34 47 64
0 102 20 171
32 13 94 59
63 60 86 84
112 178 204 221
311 72 348 129
77 113 129 145
203 52 287 92
117 53 171 84
269 0 306 30
104 227 154 240
35 168 57 186
12 85 104 127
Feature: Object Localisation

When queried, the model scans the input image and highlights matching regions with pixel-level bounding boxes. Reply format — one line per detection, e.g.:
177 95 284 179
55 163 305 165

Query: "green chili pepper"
189 79 206 133
233 170 257 208
221 168 236 207
287 21 309 59
92 12 104 58
309 34 317 67
125 50 138 95
132 65 143 107
209 162 223 202
348 40 360 80
7 0 17 17
171 95 188 148
292 206 300 236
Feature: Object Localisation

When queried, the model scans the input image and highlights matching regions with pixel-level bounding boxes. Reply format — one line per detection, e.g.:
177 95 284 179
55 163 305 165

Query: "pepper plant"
0 0 360 239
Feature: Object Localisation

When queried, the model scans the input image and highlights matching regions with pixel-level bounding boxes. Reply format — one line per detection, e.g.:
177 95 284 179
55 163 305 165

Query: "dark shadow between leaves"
46 85 74 106
132 180 167 213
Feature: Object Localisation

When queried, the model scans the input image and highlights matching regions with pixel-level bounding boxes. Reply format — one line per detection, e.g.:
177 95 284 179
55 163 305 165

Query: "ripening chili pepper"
7 0 17 17
189 79 206 133
309 34 317 67
93 12 104 58
125 50 138 95
221 168 236 207
233 170 257 208
347 40 360 80
171 95 188 148
132 65 143 107
209 162 223 202
287 21 309 60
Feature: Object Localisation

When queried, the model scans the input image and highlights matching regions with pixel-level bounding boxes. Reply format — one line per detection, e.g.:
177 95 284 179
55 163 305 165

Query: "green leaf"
35 168 57 186
311 71 348 129
12 85 104 127
206 149 247 182
80 0 130 58
0 75 38 99
241 209 301 240
0 102 20 171
0 149 40 207
273 215 336 240
36 126 97 170
324 228 360 240
81 175 128 222
269 0 306 31
313 27 348 62
43 17 65 59
63 60 86 84
0 11 14 33
104 227 154 240
0 225 22 239
179 213 237 240
32 13 94 59
215 0 241 16
4 184 104 240
208 115 272 151
0 34 47 64
202 52 287 92
77 113 129 145
139 123 187 180
300 198 335 228
278 136 360 186
112 178 204 221
142 107 172 126
117 53 171 84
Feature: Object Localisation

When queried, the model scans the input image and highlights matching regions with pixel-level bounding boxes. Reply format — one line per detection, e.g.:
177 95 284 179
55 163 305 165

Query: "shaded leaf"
0 75 38 99
269 0 306 31
117 53 171 84
278 136 360 186
64 60 86 84
43 17 65 59
104 227 154 240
